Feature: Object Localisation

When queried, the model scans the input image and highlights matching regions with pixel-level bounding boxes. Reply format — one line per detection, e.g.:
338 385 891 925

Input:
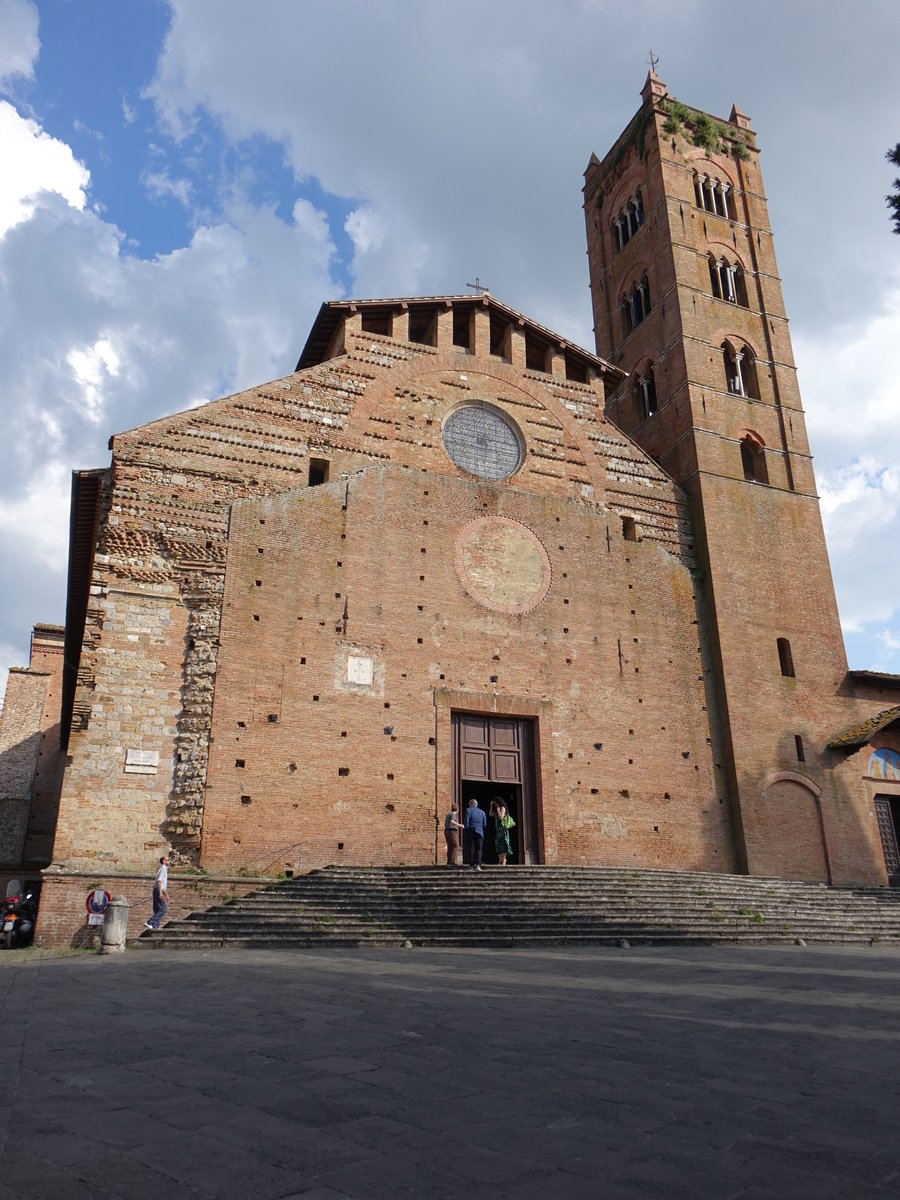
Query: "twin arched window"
722 341 758 398
612 189 645 253
709 255 748 306
693 172 735 220
622 274 651 335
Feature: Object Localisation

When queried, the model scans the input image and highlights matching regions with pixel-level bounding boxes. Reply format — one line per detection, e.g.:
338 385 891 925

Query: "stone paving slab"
1 944 899 1198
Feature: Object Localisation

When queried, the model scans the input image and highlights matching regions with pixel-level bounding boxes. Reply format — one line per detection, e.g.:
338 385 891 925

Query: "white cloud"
0 127 340 654
794 282 900 655
120 92 137 125
66 338 121 424
0 460 71 572
817 459 900 634
142 167 193 207
345 207 385 256
0 0 39 85
0 101 90 237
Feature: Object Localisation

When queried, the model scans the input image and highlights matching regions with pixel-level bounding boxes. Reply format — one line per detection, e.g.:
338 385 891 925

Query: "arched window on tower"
722 342 759 398
622 273 651 335
637 367 658 421
693 171 736 219
611 189 645 254
709 255 748 307
740 432 768 484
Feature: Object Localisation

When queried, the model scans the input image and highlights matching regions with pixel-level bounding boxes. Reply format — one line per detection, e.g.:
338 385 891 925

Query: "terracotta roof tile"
827 705 900 749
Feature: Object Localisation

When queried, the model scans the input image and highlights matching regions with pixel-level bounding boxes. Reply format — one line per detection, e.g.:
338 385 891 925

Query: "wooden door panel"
460 715 489 746
462 749 490 780
491 720 519 749
875 797 900 876
491 750 521 783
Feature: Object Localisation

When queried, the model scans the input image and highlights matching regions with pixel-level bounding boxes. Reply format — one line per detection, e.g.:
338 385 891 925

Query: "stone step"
138 928 898 950
134 866 900 950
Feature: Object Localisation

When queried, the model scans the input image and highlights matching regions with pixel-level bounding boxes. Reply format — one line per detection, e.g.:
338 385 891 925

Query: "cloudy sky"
1 0 899 705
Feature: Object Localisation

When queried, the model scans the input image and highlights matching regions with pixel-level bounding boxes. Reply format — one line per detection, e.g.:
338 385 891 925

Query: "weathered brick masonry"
1 74 897 947
0 624 64 891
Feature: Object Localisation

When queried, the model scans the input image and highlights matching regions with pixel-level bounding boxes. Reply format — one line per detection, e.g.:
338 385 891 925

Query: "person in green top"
490 797 513 866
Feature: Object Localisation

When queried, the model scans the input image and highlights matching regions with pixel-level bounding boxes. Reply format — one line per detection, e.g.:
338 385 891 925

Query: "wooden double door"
875 795 900 887
452 712 541 864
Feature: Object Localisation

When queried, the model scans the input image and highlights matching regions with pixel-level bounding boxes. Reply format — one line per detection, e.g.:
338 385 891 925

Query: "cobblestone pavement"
1 944 899 1199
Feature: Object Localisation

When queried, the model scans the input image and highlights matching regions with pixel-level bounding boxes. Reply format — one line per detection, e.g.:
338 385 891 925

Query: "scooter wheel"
4 930 14 950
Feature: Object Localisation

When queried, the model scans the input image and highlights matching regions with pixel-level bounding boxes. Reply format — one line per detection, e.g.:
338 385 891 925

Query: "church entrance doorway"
874 795 900 887
451 712 541 864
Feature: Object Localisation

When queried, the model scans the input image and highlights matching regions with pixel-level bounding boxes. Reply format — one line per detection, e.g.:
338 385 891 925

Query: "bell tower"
584 73 866 881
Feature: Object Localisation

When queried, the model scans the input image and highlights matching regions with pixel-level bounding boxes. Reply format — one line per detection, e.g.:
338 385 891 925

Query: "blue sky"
1 0 900 701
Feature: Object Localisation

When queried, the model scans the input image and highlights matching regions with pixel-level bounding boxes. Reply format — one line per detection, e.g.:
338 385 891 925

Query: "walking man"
145 855 169 929
464 799 486 872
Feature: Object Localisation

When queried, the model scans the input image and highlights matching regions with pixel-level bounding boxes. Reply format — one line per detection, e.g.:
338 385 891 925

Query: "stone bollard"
98 896 130 954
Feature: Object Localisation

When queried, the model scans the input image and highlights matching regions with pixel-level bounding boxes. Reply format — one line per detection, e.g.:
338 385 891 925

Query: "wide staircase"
135 866 900 949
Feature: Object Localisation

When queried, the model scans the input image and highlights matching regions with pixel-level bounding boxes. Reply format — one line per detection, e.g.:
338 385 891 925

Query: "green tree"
887 143 900 235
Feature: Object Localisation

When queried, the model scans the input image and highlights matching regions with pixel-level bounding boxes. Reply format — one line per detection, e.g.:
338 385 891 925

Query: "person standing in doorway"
464 799 486 872
444 802 464 866
145 855 169 929
490 797 512 866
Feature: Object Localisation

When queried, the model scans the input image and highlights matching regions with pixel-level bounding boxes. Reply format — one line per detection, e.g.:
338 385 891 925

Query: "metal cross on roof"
466 277 489 295
647 49 659 73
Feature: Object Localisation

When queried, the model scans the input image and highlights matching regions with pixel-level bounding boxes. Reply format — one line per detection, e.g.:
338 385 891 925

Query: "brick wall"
35 871 265 949
0 669 48 864
200 463 732 874
52 339 702 880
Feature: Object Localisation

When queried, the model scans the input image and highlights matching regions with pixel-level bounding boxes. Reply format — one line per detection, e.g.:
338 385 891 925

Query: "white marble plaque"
347 655 374 686
124 749 159 775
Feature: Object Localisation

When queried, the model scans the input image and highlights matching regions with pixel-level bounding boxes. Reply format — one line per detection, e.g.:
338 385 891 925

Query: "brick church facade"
3 73 900 946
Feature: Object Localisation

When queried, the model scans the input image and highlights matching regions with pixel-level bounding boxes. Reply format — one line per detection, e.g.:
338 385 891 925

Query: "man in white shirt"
145 856 169 929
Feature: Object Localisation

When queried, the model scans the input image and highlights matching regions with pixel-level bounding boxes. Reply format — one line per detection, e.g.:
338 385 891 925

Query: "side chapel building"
3 73 900 945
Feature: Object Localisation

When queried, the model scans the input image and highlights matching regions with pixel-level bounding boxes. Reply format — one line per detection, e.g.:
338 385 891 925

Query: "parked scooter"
2 879 37 949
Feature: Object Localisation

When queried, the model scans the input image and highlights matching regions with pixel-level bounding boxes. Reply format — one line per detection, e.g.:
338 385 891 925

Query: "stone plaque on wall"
124 749 160 775
347 655 374 686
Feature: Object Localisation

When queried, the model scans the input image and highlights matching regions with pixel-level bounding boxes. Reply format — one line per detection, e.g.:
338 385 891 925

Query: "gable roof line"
296 293 621 376
826 705 900 749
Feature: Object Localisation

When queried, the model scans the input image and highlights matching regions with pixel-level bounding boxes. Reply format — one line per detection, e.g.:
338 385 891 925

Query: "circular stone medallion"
454 516 552 615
